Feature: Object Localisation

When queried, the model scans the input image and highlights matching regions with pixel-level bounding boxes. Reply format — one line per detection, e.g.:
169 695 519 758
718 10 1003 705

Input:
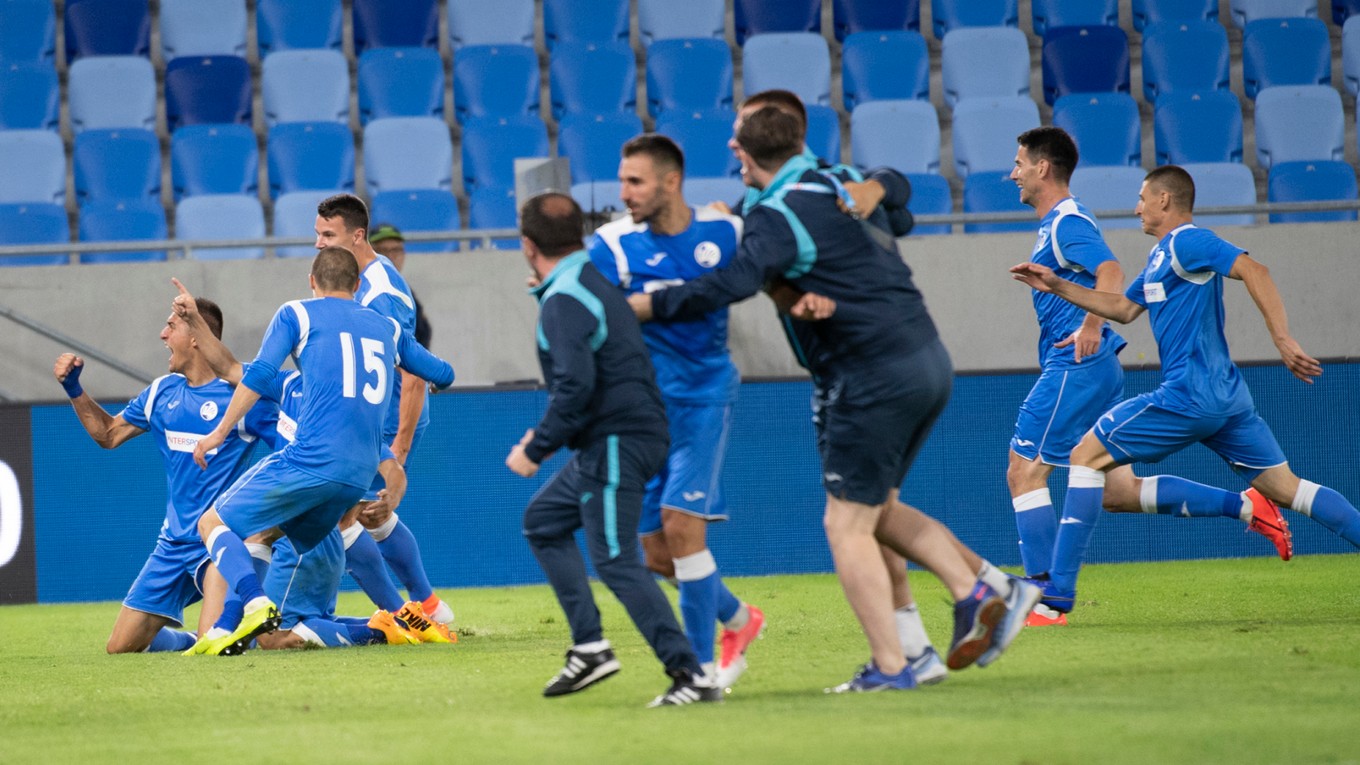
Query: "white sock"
244 595 271 614
895 604 931 659
977 560 1013 596
573 639 610 654
723 603 750 632
367 512 399 542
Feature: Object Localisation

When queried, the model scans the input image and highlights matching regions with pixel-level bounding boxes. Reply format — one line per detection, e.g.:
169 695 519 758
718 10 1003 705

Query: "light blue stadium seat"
1069 166 1145 229
842 31 929 110
559 112 645 185
550 41 638 120
544 0 630 49
646 38 733 117
940 26 1029 109
1052 93 1140 167
68 56 156 133
682 177 746 209
951 96 1040 178
175 195 266 260
449 0 534 48
79 200 168 263
1254 85 1344 169
963 172 1031 233
159 0 246 60
0 0 55 64
467 187 520 249
1180 162 1256 227
1346 17 1360 97
850 100 940 174
1132 0 1218 31
0 203 68 266
171 124 258 201
271 189 342 257
262 49 349 127
1141 20 1230 103
363 117 453 196
257 0 342 55
0 130 64 204
0 62 58 130
164 55 252 131
370 190 463 253
1041 25 1131 106
1268 161 1358 223
931 0 1019 40
742 33 832 107
461 115 550 191
834 0 920 41
639 0 726 45
352 0 438 54
806 105 842 165
358 47 444 125
65 0 150 61
74 128 161 206
1229 0 1316 29
734 0 821 45
656 109 740 178
454 45 540 123
571 181 625 216
1154 90 1243 164
1242 18 1330 100
267 122 355 199
1032 0 1119 36
904 173 952 235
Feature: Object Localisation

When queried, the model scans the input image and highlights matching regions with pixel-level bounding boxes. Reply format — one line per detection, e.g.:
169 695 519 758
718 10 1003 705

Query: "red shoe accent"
718 605 765 671
1025 606 1068 627
1245 488 1293 561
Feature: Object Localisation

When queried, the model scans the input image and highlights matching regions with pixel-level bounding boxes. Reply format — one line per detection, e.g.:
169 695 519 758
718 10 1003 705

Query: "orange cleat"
1245 487 1293 561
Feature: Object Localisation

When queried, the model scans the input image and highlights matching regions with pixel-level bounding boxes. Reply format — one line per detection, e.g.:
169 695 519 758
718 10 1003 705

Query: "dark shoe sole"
946 597 1007 670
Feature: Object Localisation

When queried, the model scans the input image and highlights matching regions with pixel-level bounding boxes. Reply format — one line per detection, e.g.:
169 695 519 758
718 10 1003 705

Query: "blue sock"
675 549 720 665
375 519 435 603
212 597 245 632
1295 481 1360 548
1050 467 1106 596
1145 475 1242 519
296 618 381 647
716 581 740 624
1013 488 1057 576
345 531 405 612
206 527 266 603
147 627 197 652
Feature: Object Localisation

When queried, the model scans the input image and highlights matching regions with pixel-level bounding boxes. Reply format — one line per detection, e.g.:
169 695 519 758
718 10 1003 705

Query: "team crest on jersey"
199 401 218 421
694 241 722 268
1033 225 1050 255
1150 248 1166 271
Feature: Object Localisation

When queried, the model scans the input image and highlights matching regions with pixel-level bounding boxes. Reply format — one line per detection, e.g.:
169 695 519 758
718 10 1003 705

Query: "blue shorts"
1094 390 1287 477
363 427 424 502
1011 355 1124 467
640 401 732 536
122 538 210 628
265 530 343 630
215 453 366 553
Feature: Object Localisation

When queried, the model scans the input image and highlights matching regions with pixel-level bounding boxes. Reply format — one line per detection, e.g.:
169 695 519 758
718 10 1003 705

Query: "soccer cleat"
976 576 1043 668
368 610 421 645
427 598 455 625
945 581 1006 670
826 661 918 693
1025 603 1069 627
185 601 281 656
1031 577 1076 614
395 601 455 644
715 604 765 689
543 648 621 697
1244 488 1293 561
907 647 948 686
647 668 724 707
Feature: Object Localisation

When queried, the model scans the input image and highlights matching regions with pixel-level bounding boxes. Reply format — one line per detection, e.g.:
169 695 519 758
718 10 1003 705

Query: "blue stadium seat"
267 122 355 198
682 177 746 209
941 27 1029 109
1229 0 1317 28
78 200 168 263
73 128 161 206
467 187 519 249
1268 161 1358 223
1346 16 1360 97
931 0 1019 39
638 0 726 45
834 0 920 41
1032 0 1119 36
358 47 444 125
1255 86 1345 169
1069 166 1145 229
559 112 645 185
646 38 734 117
363 117 453 196
1052 93 1140 167
904 173 952 235
352 0 438 54
454 45 539 123
741 33 832 108
0 62 58 130
171 124 258 201
1242 18 1330 100
1132 0 1218 31
68 55 156 133
656 109 740 178
1141 20 1230 103
544 0 630 49
262 49 349 127
1335 0 1360 25
951 97 1040 178
1180 162 1256 227
572 181 625 216
806 105 842 165
461 115 550 191
0 0 55 64
850 100 940 174
159 0 247 60
272 189 340 257
963 172 1030 233
550 42 638 120
1041 25 1131 106
842 31 929 110
449 0 535 48
64 0 150 61
175 194 265 260
1154 91 1243 164
734 0 821 45
0 130 64 204
370 190 462 253
0 203 68 266
257 0 342 56
164 55 252 131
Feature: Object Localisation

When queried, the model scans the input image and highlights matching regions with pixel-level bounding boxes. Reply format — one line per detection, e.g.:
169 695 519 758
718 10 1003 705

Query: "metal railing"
0 304 159 392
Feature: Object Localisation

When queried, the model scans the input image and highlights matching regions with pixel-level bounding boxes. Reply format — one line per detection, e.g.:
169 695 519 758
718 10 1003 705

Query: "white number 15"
339 332 387 405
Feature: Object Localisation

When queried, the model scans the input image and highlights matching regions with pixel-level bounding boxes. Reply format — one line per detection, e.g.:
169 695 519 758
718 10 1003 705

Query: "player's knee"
106 637 143 654
644 551 674 578
197 508 223 542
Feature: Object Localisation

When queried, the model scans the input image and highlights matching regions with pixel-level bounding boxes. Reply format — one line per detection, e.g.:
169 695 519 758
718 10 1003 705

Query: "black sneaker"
543 647 621 697
646 668 724 707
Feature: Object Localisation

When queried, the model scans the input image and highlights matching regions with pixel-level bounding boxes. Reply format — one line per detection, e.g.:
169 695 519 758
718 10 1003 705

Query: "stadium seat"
963 172 1030 233
78 200 168 263
261 49 349 127
370 190 463 253
1254 85 1344 169
1069 166 1145 230
549 42 638 120
559 112 645 185
1180 162 1257 227
806 105 842 165
842 31 930 110
266 122 355 199
73 128 161 206
0 0 55 64
1229 0 1317 29
352 0 438 54
1041 26 1131 106
741 33 832 108
0 130 64 204
904 173 952 235
159 0 247 60
572 181 625 216
0 203 68 266
833 0 920 41
639 0 726 45
1242 18 1330 100
175 194 266 260
940 26 1029 109
1346 16 1360 97
1132 0 1218 31
358 47 444 125
1141 20 1231 103
0 62 58 130
1267 161 1359 223
454 45 540 123
850 100 940 175
734 0 821 45
67 56 156 133
164 55 252 131
272 189 340 257
1032 0 1119 36
543 0 630 49
64 0 150 60
256 0 342 55
363 117 453 196
1052 93 1141 167
682 177 747 209
461 114 550 191
467 187 520 249
646 38 734 117
1336 0 1360 25
1154 91 1243 165
656 109 740 178
951 96 1040 178
449 0 535 48
170 124 258 201
931 0 1019 40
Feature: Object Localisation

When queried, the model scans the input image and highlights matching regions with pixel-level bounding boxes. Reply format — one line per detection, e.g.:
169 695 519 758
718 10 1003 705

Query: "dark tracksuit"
521 250 700 676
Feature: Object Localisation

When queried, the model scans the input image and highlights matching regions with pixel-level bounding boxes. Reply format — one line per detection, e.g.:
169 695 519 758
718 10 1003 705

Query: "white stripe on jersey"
286 300 310 356
142 374 170 422
1050 198 1097 273
593 216 648 290
360 259 415 310
386 317 402 364
1166 224 1214 285
694 204 743 238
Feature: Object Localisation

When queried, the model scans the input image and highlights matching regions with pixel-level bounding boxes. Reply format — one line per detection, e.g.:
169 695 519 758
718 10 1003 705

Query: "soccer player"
507 192 717 707
1010 165 1360 613
368 223 433 347
631 106 1042 692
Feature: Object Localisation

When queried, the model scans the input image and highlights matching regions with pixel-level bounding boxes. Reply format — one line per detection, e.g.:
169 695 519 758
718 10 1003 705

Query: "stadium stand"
67 56 156 133
1041 25 1131 105
931 0 1020 39
543 0 630 49
370 190 463 253
352 0 439 54
158 0 247 60
656 109 741 177
78 199 168 263
571 180 625 215
73 128 161 207
0 62 58 131
467 187 520 249
1254 85 1345 169
1229 0 1317 28
358 47 445 124
164 55 252 131
0 0 55 64
453 45 540 123
741 32 832 107
734 0 822 44
940 26 1030 109
1032 0 1120 36
1181 162 1258 227
272 189 341 257
261 49 349 127
639 0 726 45
1052 93 1141 167
266 122 356 198
0 202 68 266
449 0 535 48
362 117 454 196
850 99 941 174
904 173 953 235
805 104 842 165
256 0 343 55
841 31 930 110
963 172 1031 233
1153 90 1244 164
1268 161 1359 223
1132 0 1219 31
64 0 150 60
1069 165 1146 229
0 129 63 204
549 41 638 120
1335 0 1360 24
1242 17 1331 99
559 111 645 185
682 176 746 208
952 96 1040 178
833 0 921 41
174 194 266 260
646 38 734 117
170 123 258 201
1346 16 1360 96
461 114 550 192
1140 20 1231 102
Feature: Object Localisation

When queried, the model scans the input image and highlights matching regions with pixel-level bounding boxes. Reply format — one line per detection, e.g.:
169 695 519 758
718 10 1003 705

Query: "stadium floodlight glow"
0 461 20 568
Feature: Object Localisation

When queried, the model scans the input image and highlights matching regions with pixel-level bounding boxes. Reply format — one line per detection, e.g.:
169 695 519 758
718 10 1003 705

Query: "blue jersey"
356 254 429 441
1126 224 1251 417
119 374 274 543
258 368 396 466
587 207 741 405
1029 197 1126 369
